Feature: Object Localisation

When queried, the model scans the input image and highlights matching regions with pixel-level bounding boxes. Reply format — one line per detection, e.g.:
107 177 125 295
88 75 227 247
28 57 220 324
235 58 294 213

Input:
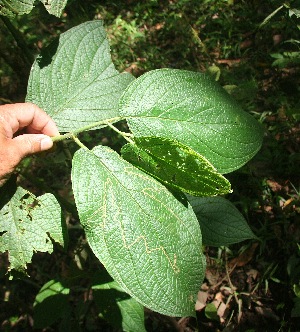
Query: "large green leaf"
119 69 264 174
0 187 66 272
0 0 67 17
121 137 231 196
26 20 134 132
72 145 205 317
187 196 257 246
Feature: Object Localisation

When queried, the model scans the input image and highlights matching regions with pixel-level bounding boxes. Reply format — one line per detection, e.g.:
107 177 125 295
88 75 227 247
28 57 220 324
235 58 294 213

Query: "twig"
105 121 134 144
72 135 89 150
211 261 237 290
225 254 242 323
52 117 124 143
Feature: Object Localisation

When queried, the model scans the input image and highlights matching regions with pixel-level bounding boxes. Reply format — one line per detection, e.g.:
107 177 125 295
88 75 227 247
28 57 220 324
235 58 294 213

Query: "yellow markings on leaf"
86 174 180 274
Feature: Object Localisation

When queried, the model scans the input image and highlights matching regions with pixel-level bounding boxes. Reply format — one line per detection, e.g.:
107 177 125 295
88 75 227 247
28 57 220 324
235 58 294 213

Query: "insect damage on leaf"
121 136 232 197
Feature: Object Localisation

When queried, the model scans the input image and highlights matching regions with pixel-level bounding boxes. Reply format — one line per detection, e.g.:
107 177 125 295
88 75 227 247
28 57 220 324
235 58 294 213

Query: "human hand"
0 103 59 186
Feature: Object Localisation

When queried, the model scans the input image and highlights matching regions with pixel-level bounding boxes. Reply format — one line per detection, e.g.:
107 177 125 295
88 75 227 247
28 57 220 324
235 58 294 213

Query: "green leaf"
289 8 300 19
40 0 68 17
34 280 70 328
292 297 300 317
119 69 263 174
205 302 219 321
294 284 300 298
259 5 284 28
92 274 146 332
72 145 205 317
26 20 134 132
187 196 256 246
0 187 66 272
271 52 300 68
0 0 35 16
0 0 67 17
121 137 231 197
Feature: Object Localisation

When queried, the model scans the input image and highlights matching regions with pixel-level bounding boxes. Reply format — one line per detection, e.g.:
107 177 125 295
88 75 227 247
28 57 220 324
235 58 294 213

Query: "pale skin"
0 103 59 186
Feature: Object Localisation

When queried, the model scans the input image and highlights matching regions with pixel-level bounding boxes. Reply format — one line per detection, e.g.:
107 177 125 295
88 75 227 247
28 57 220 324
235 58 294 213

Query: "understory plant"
0 6 264 330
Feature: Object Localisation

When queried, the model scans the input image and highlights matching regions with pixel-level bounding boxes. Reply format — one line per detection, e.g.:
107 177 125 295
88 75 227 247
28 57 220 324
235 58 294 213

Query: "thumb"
13 134 54 158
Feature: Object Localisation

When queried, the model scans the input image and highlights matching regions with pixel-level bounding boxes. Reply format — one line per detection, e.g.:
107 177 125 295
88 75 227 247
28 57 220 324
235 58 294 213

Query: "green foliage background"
0 0 299 331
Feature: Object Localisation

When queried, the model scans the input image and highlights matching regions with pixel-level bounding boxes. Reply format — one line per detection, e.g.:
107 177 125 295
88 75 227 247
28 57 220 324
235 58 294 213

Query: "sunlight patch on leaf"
33 280 70 329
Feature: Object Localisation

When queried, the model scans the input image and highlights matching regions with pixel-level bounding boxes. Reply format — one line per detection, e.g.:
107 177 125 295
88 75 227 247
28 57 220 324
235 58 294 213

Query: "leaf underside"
0 0 67 17
119 68 264 174
0 187 65 272
121 136 231 197
72 145 205 317
26 20 134 132
40 0 68 17
0 0 35 16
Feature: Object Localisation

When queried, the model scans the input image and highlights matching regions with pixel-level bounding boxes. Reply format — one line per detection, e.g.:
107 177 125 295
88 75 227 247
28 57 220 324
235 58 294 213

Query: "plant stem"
105 121 134 144
72 135 89 150
51 117 124 143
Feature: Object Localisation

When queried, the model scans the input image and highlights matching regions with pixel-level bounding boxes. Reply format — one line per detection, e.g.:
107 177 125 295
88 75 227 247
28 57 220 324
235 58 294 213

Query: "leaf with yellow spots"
122 137 231 197
72 145 205 317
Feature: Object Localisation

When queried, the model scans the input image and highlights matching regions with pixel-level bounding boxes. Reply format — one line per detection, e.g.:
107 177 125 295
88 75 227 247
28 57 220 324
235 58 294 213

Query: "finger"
0 134 52 183
13 134 54 157
0 103 59 136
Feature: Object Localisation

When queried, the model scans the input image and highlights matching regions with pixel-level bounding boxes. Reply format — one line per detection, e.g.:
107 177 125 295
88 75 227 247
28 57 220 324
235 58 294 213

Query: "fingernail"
40 136 53 151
